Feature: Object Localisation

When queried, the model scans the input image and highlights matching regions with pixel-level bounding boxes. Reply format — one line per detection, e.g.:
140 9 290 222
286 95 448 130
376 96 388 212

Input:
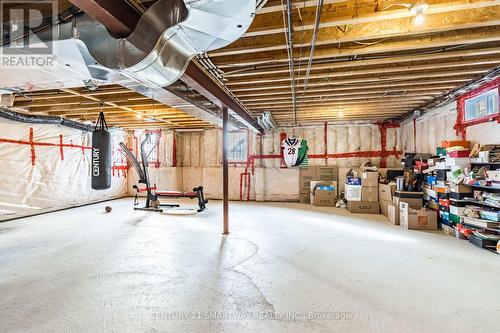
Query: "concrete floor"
0 198 499 333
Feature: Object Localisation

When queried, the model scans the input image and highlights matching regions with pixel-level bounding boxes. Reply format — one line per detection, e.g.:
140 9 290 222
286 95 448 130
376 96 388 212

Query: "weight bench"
121 134 208 213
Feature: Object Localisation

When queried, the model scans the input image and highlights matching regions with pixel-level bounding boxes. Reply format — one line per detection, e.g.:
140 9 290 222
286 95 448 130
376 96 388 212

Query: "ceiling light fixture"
410 1 429 25
136 112 143 120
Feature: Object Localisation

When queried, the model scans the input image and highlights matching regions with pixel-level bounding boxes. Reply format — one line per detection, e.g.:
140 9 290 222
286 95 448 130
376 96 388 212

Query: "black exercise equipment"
119 133 208 213
92 112 112 190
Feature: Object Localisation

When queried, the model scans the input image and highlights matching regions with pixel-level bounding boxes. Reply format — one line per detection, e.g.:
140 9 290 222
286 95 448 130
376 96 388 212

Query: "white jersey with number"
282 138 301 167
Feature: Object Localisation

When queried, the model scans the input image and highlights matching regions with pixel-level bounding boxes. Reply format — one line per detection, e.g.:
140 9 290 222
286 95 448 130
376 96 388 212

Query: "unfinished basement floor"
1 199 499 333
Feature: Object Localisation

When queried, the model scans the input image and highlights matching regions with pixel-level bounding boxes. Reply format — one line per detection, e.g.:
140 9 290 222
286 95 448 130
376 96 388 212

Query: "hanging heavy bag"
91 112 112 190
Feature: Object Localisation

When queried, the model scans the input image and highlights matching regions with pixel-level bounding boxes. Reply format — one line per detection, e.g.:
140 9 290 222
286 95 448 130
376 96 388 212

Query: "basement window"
464 88 499 121
228 130 248 162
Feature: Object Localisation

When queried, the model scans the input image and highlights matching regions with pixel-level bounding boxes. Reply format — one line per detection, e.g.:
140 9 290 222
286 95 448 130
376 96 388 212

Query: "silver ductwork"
77 0 255 87
0 0 257 128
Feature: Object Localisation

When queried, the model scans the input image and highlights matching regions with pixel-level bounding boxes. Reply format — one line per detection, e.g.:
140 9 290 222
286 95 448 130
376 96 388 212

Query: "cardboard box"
380 200 391 217
379 183 396 202
299 193 311 204
393 191 423 209
347 201 380 214
316 167 339 181
361 172 379 186
345 184 362 201
299 166 338 194
388 204 399 225
310 181 337 207
399 202 438 230
423 186 437 199
445 157 471 168
441 140 470 148
362 186 379 202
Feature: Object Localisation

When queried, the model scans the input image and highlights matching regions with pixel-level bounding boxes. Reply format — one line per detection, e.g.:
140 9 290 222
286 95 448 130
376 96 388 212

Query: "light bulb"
136 112 143 119
414 12 425 25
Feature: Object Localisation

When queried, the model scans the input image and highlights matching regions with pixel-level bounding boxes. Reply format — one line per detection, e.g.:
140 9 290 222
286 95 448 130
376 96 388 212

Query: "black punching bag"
91 112 112 190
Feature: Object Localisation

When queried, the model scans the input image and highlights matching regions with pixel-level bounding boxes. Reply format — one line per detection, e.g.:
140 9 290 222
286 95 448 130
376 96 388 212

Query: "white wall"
0 118 128 221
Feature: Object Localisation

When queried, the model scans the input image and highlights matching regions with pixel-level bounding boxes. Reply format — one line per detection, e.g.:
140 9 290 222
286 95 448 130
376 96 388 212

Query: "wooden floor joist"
12 0 500 127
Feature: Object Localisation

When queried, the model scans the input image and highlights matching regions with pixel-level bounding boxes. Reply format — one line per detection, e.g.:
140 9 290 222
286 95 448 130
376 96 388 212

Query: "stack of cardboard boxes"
387 190 437 230
379 183 396 217
299 166 339 206
346 171 380 214
387 191 423 225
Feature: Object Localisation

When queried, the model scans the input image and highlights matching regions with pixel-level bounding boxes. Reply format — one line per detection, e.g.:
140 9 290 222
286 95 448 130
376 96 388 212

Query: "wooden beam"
214 26 500 68
235 80 469 97
240 86 450 102
60 88 177 126
223 46 500 78
247 0 500 37
244 94 438 107
225 60 500 86
229 69 488 92
259 0 345 14
214 6 500 57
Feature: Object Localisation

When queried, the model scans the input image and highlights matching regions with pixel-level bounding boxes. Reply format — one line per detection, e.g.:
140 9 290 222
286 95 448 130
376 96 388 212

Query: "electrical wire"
280 0 297 124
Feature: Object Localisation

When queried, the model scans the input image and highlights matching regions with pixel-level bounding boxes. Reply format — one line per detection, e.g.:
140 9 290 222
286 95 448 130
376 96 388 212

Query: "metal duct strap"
91 112 112 190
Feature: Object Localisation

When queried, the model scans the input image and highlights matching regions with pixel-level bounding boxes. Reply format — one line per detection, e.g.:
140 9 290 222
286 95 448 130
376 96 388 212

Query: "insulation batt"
0 118 127 221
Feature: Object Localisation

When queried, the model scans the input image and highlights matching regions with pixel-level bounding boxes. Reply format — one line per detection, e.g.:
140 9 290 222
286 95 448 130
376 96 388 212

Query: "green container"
449 213 462 224
436 147 447 156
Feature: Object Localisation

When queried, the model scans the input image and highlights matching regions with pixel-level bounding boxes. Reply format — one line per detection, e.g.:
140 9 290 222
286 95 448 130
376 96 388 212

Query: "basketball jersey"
282 137 301 167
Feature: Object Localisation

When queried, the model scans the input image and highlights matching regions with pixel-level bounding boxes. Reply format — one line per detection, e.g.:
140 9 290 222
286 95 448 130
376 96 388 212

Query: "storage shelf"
463 184 500 191
470 162 500 165
462 223 500 234
464 199 500 210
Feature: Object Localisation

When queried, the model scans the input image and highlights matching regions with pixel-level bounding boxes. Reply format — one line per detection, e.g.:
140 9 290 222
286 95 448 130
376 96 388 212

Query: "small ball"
105 206 112 213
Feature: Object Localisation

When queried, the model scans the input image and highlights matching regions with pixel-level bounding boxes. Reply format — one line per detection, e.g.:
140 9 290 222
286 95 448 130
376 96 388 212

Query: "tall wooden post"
222 106 229 235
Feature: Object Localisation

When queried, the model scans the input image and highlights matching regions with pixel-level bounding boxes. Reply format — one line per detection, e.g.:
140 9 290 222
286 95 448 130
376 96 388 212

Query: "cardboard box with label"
399 202 438 230
388 204 399 225
379 183 396 216
361 171 379 186
345 184 362 201
347 201 380 214
361 186 378 202
310 181 337 207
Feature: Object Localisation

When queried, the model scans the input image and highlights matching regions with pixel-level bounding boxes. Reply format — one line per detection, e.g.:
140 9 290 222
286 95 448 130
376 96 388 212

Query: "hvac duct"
73 0 256 87
0 0 259 130
0 108 93 132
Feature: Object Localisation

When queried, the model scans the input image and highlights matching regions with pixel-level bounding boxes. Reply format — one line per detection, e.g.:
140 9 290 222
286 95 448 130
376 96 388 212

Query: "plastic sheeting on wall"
400 101 500 154
135 123 402 202
0 118 127 221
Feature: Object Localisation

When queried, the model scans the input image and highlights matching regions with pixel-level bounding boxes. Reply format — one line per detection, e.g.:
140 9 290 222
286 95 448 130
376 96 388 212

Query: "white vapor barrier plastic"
400 101 500 154
131 124 401 201
0 118 127 221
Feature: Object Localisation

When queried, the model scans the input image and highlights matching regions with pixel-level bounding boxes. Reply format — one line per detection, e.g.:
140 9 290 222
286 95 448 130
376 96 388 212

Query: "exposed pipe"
0 108 93 132
302 0 324 98
282 0 297 124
